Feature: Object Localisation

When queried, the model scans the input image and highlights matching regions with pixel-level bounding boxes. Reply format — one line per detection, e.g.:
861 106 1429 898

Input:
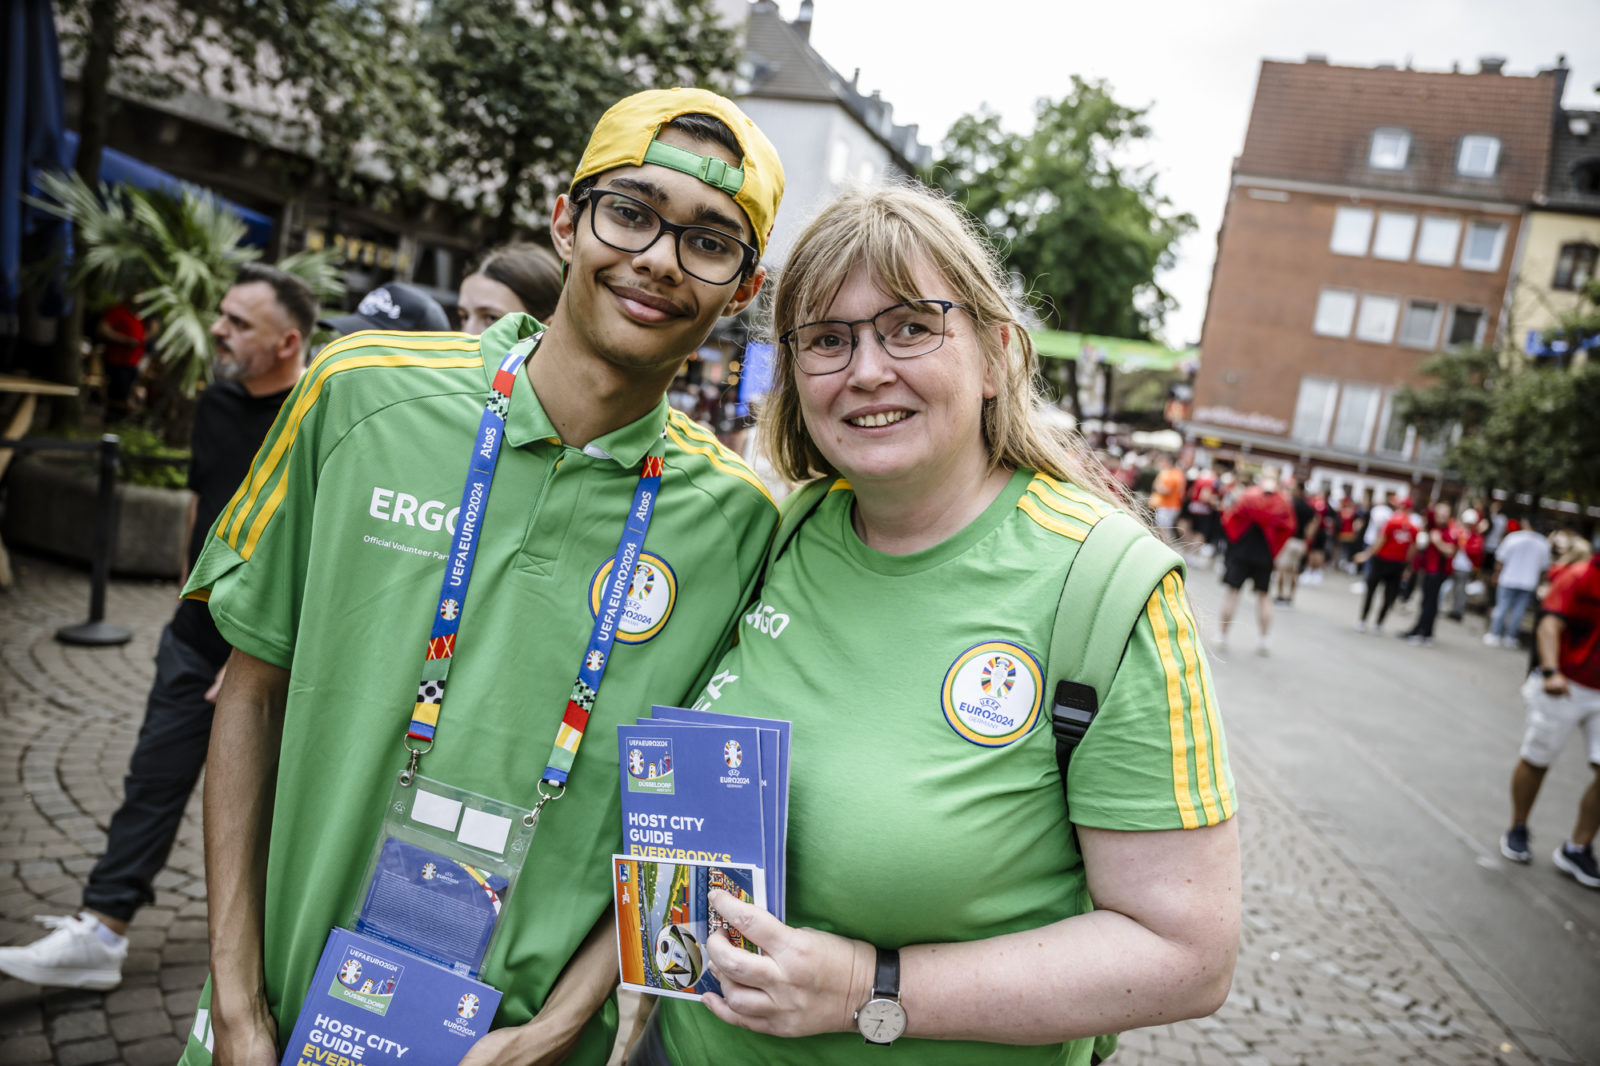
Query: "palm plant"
27 171 343 440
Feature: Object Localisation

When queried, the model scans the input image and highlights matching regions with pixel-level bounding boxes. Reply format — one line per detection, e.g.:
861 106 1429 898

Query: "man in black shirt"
1273 480 1319 607
0 264 316 990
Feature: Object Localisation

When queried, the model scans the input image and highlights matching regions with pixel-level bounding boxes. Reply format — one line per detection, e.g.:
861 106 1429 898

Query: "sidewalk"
0 553 1570 1063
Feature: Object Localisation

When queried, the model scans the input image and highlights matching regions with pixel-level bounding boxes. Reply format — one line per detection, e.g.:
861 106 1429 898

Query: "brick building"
1187 57 1566 500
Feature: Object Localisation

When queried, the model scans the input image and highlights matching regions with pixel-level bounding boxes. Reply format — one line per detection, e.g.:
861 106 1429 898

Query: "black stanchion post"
56 433 133 646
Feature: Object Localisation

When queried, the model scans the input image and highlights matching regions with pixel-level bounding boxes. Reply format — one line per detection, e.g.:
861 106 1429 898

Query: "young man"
1219 473 1295 656
1355 498 1414 635
1401 501 1459 646
176 89 785 1065
1271 479 1317 607
1488 520 1551 649
1500 553 1600 889
0 265 315 992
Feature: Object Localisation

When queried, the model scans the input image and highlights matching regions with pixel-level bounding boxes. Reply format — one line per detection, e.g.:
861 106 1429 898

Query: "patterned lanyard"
400 334 666 825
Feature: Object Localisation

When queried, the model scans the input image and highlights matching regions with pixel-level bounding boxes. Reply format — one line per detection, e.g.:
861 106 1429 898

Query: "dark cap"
319 282 451 336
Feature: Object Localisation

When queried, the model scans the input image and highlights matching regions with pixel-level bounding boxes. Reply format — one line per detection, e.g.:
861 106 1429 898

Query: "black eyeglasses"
579 188 756 285
780 299 973 375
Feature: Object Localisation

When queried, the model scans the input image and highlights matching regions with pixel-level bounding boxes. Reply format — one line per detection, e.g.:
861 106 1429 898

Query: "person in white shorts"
1499 554 1600 889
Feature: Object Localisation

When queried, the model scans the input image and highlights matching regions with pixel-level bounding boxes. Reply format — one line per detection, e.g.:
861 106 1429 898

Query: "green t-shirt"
659 470 1234 1066
176 314 777 1064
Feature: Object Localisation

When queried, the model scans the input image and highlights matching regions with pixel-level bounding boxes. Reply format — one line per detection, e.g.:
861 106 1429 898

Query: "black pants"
1409 572 1448 638
83 625 221 921
1361 559 1405 625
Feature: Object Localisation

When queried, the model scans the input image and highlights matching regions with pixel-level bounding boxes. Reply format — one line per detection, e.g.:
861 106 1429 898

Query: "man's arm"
1538 614 1569 696
204 649 289 1066
459 907 620 1066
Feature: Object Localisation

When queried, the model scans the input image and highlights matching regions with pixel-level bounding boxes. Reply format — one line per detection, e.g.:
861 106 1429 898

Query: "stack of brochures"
612 705 791 1001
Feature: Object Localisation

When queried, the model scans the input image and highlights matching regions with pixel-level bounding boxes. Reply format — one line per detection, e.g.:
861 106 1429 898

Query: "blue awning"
1525 328 1599 358
62 129 275 248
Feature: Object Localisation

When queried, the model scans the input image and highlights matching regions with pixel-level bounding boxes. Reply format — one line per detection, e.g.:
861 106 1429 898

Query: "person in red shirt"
1219 472 1296 655
1353 501 1415 634
1499 555 1600 889
97 302 147 420
1402 501 1460 645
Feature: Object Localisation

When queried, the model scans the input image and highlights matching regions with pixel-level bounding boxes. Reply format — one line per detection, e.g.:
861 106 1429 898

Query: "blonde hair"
759 182 1128 514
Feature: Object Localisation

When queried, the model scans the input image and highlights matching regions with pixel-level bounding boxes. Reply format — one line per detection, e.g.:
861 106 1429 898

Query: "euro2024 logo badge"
626 740 674 794
941 641 1043 747
589 552 677 643
458 992 480 1019
723 739 742 769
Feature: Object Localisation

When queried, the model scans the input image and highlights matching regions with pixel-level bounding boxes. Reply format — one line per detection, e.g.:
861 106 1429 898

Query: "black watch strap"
873 946 900 998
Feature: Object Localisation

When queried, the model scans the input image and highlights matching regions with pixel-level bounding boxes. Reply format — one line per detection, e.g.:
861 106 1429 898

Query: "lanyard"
400 334 666 822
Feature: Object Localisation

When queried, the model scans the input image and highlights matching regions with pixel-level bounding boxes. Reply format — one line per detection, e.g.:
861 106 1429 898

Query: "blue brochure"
617 720 767 878
649 705 790 919
279 927 499 1066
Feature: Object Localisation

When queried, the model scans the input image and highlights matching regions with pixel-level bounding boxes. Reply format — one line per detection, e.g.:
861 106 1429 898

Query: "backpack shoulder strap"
1048 510 1184 765
767 477 838 567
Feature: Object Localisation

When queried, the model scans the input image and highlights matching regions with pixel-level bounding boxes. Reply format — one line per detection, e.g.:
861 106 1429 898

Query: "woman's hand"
699 888 876 1038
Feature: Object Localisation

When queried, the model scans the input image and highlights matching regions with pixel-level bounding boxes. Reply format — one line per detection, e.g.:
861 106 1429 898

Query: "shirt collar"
484 312 670 468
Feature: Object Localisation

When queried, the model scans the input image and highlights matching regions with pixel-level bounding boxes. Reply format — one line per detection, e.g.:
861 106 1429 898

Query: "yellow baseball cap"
571 88 785 256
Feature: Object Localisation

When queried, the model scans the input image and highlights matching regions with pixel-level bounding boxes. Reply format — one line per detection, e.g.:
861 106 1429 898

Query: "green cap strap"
643 139 746 196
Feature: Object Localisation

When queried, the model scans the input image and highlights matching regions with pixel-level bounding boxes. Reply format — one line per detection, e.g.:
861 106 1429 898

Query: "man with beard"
0 264 316 991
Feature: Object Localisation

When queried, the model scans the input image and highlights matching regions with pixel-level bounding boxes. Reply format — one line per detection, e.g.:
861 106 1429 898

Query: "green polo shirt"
177 313 777 1064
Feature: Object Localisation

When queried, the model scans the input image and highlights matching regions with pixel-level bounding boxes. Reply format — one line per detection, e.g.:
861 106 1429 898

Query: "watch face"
857 998 907 1043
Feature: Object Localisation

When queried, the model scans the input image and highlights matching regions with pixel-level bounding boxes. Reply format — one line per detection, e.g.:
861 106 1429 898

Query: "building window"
1369 128 1410 171
1291 377 1338 444
827 139 850 184
1459 221 1507 271
1456 135 1501 178
1331 383 1382 452
1355 294 1399 344
1553 243 1598 290
1330 207 1374 256
1372 212 1417 261
1313 288 1358 337
1374 392 1415 458
1573 159 1600 196
1415 217 1461 266
1446 306 1486 348
1398 299 1443 348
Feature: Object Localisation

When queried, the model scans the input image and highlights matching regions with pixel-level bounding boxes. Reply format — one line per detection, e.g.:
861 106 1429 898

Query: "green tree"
416 0 739 244
925 80 1195 420
1397 325 1600 523
29 171 343 444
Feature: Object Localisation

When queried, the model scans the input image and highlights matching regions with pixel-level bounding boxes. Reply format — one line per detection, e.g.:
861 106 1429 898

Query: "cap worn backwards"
571 88 786 257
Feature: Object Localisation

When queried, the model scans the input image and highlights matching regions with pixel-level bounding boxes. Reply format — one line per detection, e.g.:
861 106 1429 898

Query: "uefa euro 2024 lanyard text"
351 331 667 981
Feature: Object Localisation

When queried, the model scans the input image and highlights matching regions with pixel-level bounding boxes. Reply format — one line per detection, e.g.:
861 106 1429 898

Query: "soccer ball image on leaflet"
653 923 704 991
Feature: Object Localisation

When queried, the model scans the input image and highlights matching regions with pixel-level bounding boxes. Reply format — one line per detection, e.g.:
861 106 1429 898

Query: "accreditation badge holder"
352 774 536 979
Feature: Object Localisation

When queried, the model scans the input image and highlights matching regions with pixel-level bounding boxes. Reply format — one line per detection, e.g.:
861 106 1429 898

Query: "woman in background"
456 241 563 334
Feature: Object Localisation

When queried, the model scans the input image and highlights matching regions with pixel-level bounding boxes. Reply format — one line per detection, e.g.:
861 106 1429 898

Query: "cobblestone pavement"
0 553 1579 1064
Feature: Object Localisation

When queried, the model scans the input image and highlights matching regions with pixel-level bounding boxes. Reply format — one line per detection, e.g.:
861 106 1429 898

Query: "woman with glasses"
641 183 1240 1065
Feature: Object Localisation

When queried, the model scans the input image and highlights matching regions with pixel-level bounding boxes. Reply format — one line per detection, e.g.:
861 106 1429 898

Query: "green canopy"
1030 329 1197 371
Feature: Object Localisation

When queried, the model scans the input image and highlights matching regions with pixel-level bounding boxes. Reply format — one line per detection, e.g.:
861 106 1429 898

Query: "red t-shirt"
101 304 147 369
1543 560 1600 690
1416 524 1459 575
1374 513 1416 562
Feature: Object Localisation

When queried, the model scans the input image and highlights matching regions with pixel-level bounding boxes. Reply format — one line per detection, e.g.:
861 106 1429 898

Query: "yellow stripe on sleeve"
1172 582 1235 818
1144 585 1200 829
1024 479 1102 527
1033 471 1116 518
1017 495 1088 541
663 421 776 506
229 348 483 557
1162 572 1223 824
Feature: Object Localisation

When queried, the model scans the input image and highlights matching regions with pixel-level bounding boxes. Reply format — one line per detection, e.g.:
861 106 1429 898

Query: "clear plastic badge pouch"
352 774 536 980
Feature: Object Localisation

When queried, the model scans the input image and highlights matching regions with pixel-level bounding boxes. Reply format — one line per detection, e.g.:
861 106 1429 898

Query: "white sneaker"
0 914 126 990
1482 633 1500 647
1356 620 1368 633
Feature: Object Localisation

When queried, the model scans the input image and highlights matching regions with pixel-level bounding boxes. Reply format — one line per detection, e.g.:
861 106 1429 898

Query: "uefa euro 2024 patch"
280 927 501 1066
941 640 1045 747
589 551 677 643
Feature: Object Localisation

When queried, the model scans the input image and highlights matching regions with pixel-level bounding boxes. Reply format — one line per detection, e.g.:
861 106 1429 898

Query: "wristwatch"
854 946 907 1045
1541 667 1557 679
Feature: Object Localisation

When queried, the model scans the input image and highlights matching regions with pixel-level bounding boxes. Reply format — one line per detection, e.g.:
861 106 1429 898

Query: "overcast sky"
766 0 1600 347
